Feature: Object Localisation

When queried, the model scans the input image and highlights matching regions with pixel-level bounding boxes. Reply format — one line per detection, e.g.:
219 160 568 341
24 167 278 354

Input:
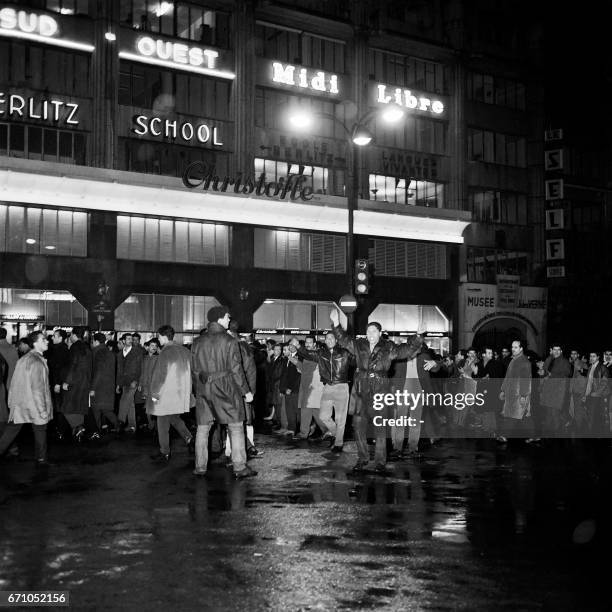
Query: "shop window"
254 228 346 273
117 215 229 265
369 303 449 332
0 204 87 256
115 293 219 343
254 299 347 332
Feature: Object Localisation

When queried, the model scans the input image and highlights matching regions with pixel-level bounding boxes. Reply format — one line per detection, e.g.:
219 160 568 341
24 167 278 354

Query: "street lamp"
287 103 405 329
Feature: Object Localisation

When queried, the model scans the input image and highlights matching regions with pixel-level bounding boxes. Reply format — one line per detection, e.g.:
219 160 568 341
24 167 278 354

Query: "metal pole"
346 138 357 332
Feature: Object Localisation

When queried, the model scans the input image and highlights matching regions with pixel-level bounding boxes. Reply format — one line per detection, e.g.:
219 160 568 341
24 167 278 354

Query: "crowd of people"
0 308 610 477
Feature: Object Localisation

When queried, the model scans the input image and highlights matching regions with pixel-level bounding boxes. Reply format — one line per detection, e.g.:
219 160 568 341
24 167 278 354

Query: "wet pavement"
1 432 612 611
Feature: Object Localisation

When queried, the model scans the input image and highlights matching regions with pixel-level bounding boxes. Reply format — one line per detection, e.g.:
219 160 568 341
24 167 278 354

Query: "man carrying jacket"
298 331 351 452
330 309 423 473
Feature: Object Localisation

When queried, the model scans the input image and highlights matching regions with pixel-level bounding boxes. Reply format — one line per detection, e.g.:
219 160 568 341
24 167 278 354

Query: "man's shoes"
308 435 322 443
247 446 264 458
125 426 136 434
89 432 101 442
293 433 308 440
192 469 207 478
151 452 170 462
73 425 86 442
351 460 368 473
234 465 258 479
327 436 336 448
331 445 343 453
495 435 508 443
186 436 195 455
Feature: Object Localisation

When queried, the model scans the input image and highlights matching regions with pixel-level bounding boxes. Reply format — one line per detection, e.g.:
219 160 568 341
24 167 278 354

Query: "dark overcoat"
91 345 116 412
60 339 92 415
191 322 250 423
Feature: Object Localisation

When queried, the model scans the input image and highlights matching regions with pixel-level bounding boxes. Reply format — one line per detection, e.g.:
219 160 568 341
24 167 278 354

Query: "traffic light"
354 258 370 295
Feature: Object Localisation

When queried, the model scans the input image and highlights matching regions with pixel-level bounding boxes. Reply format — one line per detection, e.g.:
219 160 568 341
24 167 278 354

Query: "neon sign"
118 36 235 79
271 62 339 95
376 83 444 115
132 115 223 146
0 92 79 125
0 7 94 52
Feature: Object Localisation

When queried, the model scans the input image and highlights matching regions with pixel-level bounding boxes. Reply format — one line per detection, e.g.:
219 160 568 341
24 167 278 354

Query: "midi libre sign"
182 162 314 201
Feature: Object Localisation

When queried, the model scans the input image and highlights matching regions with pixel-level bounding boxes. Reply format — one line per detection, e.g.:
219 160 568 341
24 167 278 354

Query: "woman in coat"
0 331 52 463
148 326 193 461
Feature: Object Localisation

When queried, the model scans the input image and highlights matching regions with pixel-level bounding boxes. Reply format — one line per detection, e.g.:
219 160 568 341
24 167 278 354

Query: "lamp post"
288 104 405 330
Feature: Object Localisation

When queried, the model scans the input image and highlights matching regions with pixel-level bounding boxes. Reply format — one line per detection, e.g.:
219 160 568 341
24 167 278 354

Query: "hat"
207 305 229 323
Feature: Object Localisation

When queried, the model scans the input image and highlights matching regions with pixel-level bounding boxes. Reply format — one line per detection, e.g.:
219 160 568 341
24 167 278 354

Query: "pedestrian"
499 339 533 439
297 331 351 452
264 343 283 430
477 346 505 442
191 306 254 478
228 320 262 459
148 325 194 462
294 336 326 441
116 333 143 433
278 342 301 436
569 354 588 433
138 338 160 431
330 308 423 473
90 332 118 436
538 344 571 437
0 331 52 465
17 337 32 358
46 328 71 439
0 328 18 393
0 350 8 424
581 351 610 436
60 326 92 442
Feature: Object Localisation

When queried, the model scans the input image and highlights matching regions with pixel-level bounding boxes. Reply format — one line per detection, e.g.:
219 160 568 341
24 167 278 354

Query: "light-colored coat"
501 352 532 420
148 342 191 416
7 350 53 425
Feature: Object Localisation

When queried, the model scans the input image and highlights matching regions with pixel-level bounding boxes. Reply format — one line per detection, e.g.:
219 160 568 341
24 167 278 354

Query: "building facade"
0 0 545 352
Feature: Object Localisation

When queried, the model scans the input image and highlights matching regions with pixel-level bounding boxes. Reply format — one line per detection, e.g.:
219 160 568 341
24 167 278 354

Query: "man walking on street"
116 333 143 433
0 331 52 465
149 325 194 461
191 306 254 478
500 340 533 439
90 332 118 436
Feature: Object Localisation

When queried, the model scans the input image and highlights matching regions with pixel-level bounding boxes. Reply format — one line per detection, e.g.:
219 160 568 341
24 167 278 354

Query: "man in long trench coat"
191 306 254 478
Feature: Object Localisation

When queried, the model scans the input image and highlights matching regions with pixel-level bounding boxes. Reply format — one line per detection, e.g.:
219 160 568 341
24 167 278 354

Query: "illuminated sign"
376 83 444 115
271 62 339 95
0 7 94 52
0 92 79 125
182 161 314 202
132 115 223 146
118 36 235 79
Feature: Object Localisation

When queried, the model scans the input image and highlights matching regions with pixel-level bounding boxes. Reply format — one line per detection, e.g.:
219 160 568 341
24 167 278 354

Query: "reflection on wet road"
1 435 611 610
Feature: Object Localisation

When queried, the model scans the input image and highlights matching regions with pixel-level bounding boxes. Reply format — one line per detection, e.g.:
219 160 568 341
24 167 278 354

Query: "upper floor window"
469 190 528 224
255 23 345 73
467 72 526 110
374 115 448 155
117 215 230 265
468 128 526 168
0 204 87 256
46 0 89 15
120 1 230 48
119 61 230 119
255 158 337 196
0 123 86 165
368 49 448 94
368 174 444 208
467 247 532 284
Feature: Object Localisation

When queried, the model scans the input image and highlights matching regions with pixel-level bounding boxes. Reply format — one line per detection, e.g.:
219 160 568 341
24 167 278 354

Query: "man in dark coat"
539 344 571 436
330 309 423 472
279 343 301 436
60 326 92 441
191 306 254 478
90 332 118 435
116 333 143 433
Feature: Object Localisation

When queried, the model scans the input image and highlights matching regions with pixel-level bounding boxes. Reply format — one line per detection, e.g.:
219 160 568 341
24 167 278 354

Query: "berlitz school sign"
182 161 314 201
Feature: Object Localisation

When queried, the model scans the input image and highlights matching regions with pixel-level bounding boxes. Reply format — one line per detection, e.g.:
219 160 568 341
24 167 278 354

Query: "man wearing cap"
191 306 255 478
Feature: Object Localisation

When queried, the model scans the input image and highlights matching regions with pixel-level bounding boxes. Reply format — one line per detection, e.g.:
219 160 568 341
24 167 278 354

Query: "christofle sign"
182 162 314 201
118 32 235 79
0 6 94 51
0 92 79 125
374 83 445 116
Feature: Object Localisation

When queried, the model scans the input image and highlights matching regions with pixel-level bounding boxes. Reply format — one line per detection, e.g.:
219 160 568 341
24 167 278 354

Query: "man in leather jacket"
298 331 351 452
330 309 423 472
